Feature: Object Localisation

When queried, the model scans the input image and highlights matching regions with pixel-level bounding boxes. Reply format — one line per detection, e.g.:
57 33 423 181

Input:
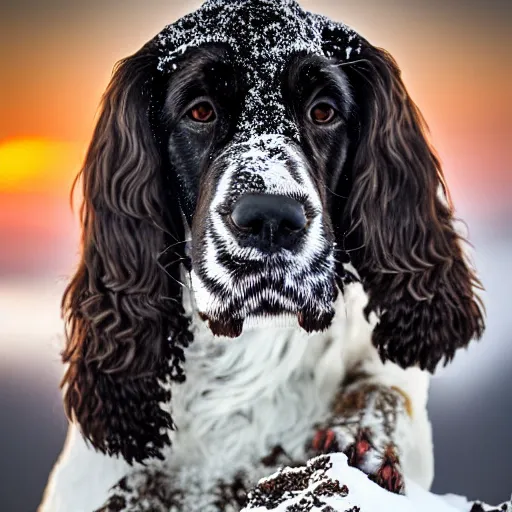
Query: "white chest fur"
41 281 435 512
167 282 375 486
171 326 339 463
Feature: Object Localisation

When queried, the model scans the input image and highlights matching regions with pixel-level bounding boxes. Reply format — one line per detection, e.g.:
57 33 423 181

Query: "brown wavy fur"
60 45 192 463
339 45 485 371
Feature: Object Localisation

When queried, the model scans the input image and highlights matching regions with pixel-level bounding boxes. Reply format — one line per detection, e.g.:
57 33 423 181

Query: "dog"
39 0 484 510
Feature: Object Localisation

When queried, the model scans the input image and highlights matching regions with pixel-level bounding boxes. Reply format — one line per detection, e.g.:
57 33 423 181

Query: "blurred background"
0 0 510 510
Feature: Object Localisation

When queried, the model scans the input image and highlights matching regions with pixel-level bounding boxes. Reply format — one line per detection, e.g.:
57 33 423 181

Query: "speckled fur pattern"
190 135 340 336
309 384 411 494
245 455 347 511
95 467 250 511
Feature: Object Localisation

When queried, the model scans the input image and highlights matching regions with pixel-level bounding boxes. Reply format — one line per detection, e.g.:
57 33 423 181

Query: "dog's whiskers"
158 239 191 258
326 185 349 199
334 57 371 68
156 260 190 290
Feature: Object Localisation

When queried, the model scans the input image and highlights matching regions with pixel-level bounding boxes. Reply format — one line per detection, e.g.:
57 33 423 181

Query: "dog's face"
60 0 484 464
165 47 353 336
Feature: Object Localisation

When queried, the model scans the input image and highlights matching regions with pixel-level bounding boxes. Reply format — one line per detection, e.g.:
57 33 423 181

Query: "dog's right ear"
61 45 192 464
321 28 485 372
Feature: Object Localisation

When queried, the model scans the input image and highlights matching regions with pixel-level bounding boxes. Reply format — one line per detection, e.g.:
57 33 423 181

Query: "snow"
152 0 362 143
242 453 512 512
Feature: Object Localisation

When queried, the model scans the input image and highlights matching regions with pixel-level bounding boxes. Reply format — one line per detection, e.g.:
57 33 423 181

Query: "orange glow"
0 1 509 281
0 138 82 273
0 138 83 195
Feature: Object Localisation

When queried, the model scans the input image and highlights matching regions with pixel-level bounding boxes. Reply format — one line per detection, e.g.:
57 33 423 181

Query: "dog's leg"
95 468 181 512
309 357 434 494
95 447 298 512
96 466 256 512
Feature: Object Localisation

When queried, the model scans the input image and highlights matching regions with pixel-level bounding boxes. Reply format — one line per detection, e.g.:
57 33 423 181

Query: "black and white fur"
39 1 484 510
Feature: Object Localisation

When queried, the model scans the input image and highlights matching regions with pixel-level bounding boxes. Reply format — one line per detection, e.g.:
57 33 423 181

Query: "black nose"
230 194 307 251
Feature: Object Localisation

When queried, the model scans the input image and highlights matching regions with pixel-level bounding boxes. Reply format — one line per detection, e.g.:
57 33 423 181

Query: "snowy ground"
242 453 511 512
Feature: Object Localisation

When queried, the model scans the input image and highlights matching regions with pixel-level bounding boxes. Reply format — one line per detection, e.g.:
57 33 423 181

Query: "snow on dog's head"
154 0 361 336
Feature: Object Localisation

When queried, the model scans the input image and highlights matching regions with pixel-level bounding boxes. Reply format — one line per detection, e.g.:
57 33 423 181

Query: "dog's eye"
188 102 216 123
310 103 337 125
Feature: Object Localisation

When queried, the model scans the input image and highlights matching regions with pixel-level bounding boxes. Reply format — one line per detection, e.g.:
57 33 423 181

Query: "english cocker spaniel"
40 1 485 511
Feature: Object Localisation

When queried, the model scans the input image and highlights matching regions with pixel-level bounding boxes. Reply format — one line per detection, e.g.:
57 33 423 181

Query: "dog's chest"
168 322 347 482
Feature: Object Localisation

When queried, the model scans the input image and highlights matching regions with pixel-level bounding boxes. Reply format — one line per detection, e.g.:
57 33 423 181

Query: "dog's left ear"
60 45 192 464
336 44 484 372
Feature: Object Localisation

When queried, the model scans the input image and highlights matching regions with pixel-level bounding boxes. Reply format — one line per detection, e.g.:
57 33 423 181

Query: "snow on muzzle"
189 134 338 338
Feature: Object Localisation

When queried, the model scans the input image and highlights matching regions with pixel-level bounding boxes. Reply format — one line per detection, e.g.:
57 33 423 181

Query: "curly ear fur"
60 46 192 464
339 45 485 372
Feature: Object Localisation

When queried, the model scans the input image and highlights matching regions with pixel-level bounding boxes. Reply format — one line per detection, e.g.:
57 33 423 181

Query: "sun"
0 138 82 195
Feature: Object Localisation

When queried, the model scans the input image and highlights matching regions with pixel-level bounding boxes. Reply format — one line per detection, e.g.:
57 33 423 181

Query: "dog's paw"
310 425 405 494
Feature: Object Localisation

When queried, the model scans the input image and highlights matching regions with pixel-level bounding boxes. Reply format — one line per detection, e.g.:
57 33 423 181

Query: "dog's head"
61 0 484 463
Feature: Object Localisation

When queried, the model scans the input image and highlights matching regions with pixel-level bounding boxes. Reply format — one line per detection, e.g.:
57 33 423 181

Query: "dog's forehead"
153 0 363 141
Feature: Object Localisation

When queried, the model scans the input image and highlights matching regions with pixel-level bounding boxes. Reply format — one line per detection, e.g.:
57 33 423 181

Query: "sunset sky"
1 0 511 277
0 0 511 277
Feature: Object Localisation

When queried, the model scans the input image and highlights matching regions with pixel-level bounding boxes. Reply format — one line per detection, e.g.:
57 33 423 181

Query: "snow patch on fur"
243 453 512 512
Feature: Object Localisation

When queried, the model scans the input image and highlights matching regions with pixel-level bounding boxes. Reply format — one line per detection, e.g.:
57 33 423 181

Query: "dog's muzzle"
189 135 337 337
